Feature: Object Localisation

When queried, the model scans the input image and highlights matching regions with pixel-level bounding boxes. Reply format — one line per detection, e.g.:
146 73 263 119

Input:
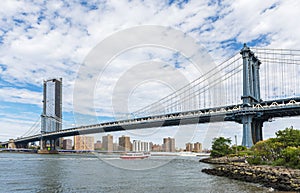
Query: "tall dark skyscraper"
41 78 62 133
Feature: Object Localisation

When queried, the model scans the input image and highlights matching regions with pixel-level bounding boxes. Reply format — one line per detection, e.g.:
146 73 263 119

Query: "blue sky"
1 0 300 148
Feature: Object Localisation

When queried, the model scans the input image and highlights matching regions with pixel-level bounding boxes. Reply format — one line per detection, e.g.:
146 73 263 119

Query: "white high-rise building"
132 140 151 152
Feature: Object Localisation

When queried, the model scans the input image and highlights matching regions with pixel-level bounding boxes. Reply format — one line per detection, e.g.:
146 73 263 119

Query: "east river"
0 153 279 193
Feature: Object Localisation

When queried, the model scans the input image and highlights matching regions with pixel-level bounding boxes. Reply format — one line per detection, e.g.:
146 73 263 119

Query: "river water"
0 153 278 193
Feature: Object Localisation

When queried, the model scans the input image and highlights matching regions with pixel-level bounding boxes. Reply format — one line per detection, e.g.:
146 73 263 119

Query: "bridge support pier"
242 116 254 148
242 116 263 147
252 120 263 144
40 138 46 150
240 44 262 147
8 139 16 149
38 138 58 154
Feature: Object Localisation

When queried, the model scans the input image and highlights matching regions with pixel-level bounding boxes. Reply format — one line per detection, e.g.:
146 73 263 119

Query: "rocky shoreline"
202 163 300 191
199 156 247 164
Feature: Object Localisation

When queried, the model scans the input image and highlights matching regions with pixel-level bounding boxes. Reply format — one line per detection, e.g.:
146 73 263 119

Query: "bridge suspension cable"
252 48 300 101
20 117 41 138
132 47 300 119
133 52 243 118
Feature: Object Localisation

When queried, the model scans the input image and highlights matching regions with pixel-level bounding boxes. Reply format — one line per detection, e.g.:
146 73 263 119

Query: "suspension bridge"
2 44 300 151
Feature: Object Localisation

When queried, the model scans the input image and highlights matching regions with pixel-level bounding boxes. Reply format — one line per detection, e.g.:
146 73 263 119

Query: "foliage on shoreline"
210 127 300 169
210 137 248 158
248 127 300 169
210 137 233 158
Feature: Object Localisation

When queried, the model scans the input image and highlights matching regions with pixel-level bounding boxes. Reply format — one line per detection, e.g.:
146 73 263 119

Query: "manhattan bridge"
2 44 300 151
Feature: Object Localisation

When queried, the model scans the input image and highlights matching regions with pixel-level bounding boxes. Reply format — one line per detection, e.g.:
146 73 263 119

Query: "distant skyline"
1 0 300 149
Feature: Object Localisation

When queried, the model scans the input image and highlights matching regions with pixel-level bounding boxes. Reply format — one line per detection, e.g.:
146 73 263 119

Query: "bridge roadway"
2 97 300 146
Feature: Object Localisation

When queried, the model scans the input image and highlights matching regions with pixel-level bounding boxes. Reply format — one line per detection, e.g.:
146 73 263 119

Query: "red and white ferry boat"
120 152 150 160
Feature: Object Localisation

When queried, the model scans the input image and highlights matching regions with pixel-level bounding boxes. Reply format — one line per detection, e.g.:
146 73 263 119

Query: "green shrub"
279 147 300 169
248 127 300 168
238 150 253 156
247 156 264 165
272 158 285 166
236 145 247 151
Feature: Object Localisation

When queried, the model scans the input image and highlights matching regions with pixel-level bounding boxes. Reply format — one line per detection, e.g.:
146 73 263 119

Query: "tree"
275 127 300 147
210 137 233 158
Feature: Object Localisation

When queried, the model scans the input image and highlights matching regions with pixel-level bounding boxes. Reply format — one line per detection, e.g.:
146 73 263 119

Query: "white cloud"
0 87 42 106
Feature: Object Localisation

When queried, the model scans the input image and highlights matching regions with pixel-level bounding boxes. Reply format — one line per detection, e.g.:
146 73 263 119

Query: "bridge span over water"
2 44 300 150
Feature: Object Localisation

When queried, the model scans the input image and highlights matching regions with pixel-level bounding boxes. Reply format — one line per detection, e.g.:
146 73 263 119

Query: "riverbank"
202 162 300 191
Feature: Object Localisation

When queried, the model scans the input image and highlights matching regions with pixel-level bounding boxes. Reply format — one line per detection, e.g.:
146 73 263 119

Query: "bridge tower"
240 44 263 147
40 78 62 153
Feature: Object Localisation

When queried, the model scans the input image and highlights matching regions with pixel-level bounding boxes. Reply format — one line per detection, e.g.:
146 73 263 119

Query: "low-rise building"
94 140 102 150
63 139 72 150
152 144 162 152
74 135 94 151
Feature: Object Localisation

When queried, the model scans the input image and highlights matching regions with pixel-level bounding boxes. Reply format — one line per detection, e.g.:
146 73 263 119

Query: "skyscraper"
40 78 62 150
163 137 175 152
119 135 131 152
193 142 202 153
41 78 62 133
185 143 193 152
102 134 113 152
170 138 175 152
132 140 151 152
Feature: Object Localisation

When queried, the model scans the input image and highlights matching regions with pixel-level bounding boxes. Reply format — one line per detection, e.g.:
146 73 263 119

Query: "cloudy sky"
1 0 300 148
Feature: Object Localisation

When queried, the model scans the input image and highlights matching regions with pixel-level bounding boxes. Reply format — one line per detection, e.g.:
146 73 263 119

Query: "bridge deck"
2 97 300 146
